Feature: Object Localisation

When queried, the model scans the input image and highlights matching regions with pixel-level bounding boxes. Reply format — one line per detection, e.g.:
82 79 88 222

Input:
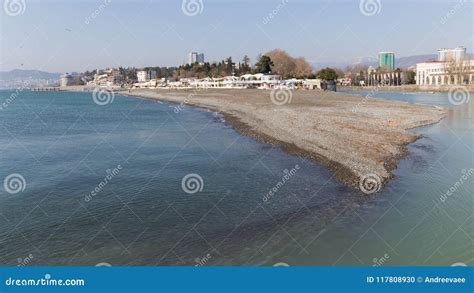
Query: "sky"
0 0 473 73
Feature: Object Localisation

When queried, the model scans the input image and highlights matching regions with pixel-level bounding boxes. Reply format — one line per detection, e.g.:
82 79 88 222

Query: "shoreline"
64 86 447 192
339 84 474 93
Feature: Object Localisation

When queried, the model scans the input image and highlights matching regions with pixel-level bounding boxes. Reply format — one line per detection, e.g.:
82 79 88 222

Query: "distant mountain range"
0 69 61 88
312 53 473 70
395 54 438 68
0 69 61 80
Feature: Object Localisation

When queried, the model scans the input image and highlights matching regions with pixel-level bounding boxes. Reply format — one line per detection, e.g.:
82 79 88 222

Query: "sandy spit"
70 87 447 192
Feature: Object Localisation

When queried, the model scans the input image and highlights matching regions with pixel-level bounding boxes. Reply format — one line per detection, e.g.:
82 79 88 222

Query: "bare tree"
265 49 312 78
444 56 466 85
293 57 312 78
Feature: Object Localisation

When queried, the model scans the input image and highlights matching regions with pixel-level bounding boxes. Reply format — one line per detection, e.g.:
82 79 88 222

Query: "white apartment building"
188 52 204 65
137 70 157 82
438 47 466 62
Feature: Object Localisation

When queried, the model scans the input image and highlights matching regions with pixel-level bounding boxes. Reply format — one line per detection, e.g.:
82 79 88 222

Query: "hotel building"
137 69 157 82
59 74 74 87
416 47 473 86
438 47 466 62
379 52 395 71
188 52 205 65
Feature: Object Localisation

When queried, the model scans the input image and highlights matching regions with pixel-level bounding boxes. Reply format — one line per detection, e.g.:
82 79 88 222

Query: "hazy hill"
312 53 472 70
0 69 61 88
0 69 61 80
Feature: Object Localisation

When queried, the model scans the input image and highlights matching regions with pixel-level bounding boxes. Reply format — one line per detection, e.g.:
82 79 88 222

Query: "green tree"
316 67 338 81
225 57 233 75
405 70 416 84
242 55 250 66
255 55 274 74
240 55 251 74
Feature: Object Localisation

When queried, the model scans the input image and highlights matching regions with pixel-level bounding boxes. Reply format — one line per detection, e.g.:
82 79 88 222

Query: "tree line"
83 48 422 84
81 49 348 82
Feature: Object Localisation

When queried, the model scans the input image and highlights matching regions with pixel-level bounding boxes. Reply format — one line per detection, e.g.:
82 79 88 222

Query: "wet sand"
117 88 446 192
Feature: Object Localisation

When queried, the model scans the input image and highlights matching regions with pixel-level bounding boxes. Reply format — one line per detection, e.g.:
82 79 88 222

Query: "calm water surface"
0 90 472 266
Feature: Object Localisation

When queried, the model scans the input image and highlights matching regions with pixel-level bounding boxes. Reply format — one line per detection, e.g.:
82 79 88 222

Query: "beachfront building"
59 73 84 87
133 79 166 88
239 74 281 89
86 68 125 87
379 52 395 71
181 74 282 89
303 79 323 89
337 77 352 86
188 52 205 65
106 69 124 85
59 74 74 87
137 69 157 82
188 77 222 88
92 73 109 86
416 60 473 86
416 47 473 86
127 74 328 90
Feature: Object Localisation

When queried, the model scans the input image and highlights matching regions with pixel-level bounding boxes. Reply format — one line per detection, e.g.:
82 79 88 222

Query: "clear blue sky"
1 0 472 73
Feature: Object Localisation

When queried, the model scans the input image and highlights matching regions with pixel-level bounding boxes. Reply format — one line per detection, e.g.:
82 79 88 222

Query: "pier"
31 87 61 92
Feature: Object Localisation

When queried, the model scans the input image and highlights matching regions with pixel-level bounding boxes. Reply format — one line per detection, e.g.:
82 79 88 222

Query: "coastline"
63 86 447 192
339 84 474 93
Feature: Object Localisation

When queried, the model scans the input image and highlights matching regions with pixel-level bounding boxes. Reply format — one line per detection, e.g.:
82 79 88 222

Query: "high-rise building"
188 52 197 64
188 52 205 64
378 52 395 71
196 53 204 64
437 47 466 62
137 69 157 82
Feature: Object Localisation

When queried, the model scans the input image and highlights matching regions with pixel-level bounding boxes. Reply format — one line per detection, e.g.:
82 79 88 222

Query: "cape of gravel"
113 88 446 191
